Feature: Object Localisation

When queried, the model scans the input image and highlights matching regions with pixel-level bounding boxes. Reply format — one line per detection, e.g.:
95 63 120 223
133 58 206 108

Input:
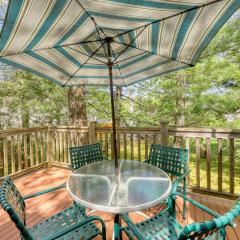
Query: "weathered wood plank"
24 135 28 169
55 131 60 163
117 133 120 159
3 138 8 176
196 137 200 188
63 131 67 164
145 135 148 160
10 136 15 174
185 137 190 185
104 133 108 159
206 138 211 190
229 138 235 194
123 134 127 159
217 138 223 192
30 134 34 167
130 134 134 160
17 135 22 171
138 134 141 161
35 132 39 165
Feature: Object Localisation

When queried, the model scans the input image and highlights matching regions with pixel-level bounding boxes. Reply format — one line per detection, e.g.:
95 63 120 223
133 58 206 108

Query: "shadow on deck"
0 167 239 240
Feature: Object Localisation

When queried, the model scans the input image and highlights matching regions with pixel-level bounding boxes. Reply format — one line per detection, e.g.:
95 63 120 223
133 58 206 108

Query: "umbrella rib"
63 44 104 87
0 39 104 59
67 46 107 64
113 40 193 66
112 26 148 63
114 0 223 39
75 0 109 60
75 0 107 39
110 45 127 87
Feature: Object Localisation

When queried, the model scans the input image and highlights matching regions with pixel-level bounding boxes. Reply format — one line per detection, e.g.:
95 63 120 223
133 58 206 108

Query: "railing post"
88 121 96 144
160 120 169 146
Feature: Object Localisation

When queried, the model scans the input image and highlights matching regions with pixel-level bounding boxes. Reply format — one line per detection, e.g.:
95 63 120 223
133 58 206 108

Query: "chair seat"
123 210 182 240
29 203 100 240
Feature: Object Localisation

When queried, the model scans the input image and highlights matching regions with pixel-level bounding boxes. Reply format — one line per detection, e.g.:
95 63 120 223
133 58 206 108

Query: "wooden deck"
0 167 239 240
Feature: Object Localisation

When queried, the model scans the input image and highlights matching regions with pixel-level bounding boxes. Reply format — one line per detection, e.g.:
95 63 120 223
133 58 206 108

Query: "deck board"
0 167 239 240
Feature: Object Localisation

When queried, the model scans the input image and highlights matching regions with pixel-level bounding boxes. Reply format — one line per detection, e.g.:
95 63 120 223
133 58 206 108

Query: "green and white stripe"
0 0 239 86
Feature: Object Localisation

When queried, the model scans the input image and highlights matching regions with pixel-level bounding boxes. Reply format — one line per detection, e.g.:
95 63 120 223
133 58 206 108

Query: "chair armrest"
173 192 237 228
23 183 66 200
119 214 146 240
171 170 190 194
174 192 220 217
43 216 106 240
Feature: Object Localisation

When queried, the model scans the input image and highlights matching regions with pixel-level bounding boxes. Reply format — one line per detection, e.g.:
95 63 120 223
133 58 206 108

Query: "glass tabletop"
67 160 171 213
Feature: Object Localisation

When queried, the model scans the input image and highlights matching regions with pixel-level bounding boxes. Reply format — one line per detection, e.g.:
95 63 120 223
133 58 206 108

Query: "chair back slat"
69 143 104 170
148 144 188 177
0 176 33 239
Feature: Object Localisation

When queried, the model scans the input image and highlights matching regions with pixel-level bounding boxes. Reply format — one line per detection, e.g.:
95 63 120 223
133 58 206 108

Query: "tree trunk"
174 72 186 146
175 72 186 127
68 86 88 145
21 108 30 128
68 86 87 127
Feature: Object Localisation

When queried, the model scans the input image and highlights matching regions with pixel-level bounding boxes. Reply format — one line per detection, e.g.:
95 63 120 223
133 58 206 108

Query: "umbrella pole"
107 39 119 174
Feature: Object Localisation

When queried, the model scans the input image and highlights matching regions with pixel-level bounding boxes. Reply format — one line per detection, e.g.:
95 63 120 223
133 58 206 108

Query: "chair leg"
114 214 122 240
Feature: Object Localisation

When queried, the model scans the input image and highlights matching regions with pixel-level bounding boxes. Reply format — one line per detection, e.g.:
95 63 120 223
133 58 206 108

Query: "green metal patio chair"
145 144 189 218
69 142 105 170
0 176 106 240
118 180 240 240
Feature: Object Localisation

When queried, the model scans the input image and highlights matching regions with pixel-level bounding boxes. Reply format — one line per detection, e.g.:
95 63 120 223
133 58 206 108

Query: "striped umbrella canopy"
0 0 239 171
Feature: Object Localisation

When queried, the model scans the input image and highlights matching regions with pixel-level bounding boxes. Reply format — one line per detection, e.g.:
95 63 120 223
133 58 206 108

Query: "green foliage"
0 71 68 128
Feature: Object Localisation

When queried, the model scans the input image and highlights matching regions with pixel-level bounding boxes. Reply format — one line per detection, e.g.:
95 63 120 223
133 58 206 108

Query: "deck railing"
95 124 240 198
0 123 239 198
0 126 89 177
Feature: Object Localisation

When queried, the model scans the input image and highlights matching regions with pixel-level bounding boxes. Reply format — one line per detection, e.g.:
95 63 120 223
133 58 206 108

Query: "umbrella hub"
105 37 114 44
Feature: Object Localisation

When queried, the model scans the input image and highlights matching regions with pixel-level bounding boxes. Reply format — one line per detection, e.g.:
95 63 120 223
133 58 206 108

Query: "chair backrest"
148 144 188 177
179 198 240 240
69 143 104 170
0 176 33 239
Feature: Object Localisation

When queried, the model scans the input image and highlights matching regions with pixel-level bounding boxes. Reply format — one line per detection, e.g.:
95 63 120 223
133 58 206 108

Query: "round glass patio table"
67 160 171 213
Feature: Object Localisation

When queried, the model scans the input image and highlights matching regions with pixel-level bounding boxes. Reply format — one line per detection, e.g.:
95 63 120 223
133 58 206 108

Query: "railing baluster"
117 133 120 159
3 138 8 176
206 138 211 190
18 135 22 171
111 133 113 160
59 131 63 163
124 134 127 159
229 138 235 194
24 134 28 168
138 134 141 161
217 138 223 192
55 131 59 163
35 132 39 165
11 136 15 174
104 133 108 159
145 135 148 160
63 131 67 164
40 132 44 163
185 137 190 185
130 134 134 160
196 137 200 188
30 134 34 167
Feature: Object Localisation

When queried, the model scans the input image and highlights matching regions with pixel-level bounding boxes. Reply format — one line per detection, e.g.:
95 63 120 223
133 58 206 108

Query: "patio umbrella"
0 0 239 173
